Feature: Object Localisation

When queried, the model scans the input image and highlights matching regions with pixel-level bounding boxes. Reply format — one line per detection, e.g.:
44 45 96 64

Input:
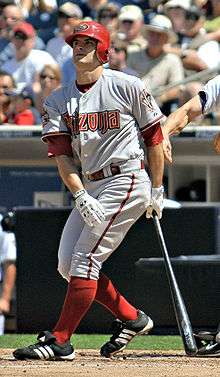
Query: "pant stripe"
87 174 135 278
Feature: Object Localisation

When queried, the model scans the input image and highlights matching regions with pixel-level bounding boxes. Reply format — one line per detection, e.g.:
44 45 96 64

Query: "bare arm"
161 95 202 163
0 261 16 314
147 143 164 187
163 95 203 136
55 155 84 194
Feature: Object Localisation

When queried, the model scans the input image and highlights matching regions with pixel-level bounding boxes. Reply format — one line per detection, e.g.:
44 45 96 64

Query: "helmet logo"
74 24 89 32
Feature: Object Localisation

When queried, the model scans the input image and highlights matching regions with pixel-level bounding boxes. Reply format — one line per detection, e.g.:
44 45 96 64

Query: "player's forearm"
163 95 203 135
55 155 84 194
1 262 16 302
147 143 164 187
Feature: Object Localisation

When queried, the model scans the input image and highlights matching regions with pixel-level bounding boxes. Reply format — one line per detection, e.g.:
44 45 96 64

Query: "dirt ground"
0 349 219 377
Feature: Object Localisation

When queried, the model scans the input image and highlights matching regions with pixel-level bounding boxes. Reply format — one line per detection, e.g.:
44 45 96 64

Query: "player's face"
72 36 99 67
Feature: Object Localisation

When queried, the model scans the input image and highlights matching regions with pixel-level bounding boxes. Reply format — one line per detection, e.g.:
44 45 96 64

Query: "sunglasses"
113 47 126 53
100 13 118 19
122 20 134 24
40 74 57 80
58 12 78 19
13 32 28 41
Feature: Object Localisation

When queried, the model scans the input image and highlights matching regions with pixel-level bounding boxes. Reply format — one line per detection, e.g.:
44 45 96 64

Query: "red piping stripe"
87 174 136 278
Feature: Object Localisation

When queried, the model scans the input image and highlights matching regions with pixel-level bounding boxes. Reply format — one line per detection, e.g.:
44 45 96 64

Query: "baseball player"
162 75 220 356
162 75 220 163
13 21 165 361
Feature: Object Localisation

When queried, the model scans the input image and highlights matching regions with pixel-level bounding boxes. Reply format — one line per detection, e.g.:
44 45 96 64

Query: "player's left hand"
213 132 220 154
146 186 164 220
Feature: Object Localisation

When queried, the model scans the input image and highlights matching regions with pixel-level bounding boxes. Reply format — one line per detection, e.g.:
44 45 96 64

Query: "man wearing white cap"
127 14 184 115
46 2 83 67
163 0 191 34
118 5 147 53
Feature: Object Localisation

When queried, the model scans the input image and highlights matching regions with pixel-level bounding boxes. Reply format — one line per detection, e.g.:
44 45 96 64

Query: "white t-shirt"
2 49 56 87
197 41 220 69
46 36 73 67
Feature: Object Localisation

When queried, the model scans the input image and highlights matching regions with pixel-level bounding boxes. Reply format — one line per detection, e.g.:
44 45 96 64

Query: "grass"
0 334 183 350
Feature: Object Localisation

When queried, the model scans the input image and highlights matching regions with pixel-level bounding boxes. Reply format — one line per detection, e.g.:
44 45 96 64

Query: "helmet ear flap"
96 41 109 63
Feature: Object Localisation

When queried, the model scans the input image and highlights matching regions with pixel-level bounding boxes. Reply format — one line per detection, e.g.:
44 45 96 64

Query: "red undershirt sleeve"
141 122 164 147
46 135 73 158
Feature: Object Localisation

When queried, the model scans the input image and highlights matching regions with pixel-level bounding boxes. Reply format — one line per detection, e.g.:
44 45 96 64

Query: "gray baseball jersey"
41 69 165 280
42 69 164 176
199 75 220 114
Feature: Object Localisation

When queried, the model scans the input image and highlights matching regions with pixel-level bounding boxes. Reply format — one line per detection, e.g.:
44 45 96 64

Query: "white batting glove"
73 189 106 227
146 186 164 220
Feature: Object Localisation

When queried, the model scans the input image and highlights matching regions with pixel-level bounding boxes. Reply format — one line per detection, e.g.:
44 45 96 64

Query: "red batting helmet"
65 21 110 64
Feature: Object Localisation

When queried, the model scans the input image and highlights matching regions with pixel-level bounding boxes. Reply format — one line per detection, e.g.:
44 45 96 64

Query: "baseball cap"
164 0 191 11
118 5 144 22
13 21 36 38
58 2 83 18
144 15 177 42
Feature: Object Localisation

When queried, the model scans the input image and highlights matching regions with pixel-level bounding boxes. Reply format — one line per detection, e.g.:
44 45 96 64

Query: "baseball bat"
153 213 198 356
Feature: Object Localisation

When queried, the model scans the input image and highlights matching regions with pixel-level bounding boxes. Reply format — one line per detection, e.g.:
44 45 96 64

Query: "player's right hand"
162 128 173 164
73 189 106 227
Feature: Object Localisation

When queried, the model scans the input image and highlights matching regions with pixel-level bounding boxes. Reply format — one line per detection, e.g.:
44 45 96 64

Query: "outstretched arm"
163 95 203 136
161 95 203 163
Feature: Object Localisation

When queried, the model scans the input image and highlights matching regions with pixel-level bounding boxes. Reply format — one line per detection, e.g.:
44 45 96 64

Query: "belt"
86 160 145 181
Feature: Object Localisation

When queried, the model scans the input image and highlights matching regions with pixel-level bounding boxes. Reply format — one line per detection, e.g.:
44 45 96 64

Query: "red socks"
95 272 138 321
53 273 137 344
53 277 97 344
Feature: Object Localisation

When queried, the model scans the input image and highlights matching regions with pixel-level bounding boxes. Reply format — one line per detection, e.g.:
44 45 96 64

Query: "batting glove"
73 189 106 227
146 185 164 220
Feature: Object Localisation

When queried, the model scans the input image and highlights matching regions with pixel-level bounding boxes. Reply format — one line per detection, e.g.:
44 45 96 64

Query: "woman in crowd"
33 64 62 114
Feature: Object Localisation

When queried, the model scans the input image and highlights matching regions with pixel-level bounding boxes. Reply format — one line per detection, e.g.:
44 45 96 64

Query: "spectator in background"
10 86 41 125
79 0 109 20
163 0 191 36
2 21 56 89
33 64 61 114
108 39 139 76
117 5 147 54
204 0 220 33
0 211 16 335
46 2 82 67
97 3 120 39
0 70 15 125
127 15 184 115
25 0 58 44
0 4 45 66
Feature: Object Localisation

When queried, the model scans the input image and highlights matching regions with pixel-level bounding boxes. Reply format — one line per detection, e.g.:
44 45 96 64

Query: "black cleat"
100 310 153 358
194 331 220 356
13 331 75 361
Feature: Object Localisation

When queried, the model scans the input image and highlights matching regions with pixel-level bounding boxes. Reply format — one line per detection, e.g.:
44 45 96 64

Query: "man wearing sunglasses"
0 4 45 66
2 21 56 88
118 5 147 54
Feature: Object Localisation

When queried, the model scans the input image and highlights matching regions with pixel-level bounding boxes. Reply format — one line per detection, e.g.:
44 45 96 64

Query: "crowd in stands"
0 0 220 125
